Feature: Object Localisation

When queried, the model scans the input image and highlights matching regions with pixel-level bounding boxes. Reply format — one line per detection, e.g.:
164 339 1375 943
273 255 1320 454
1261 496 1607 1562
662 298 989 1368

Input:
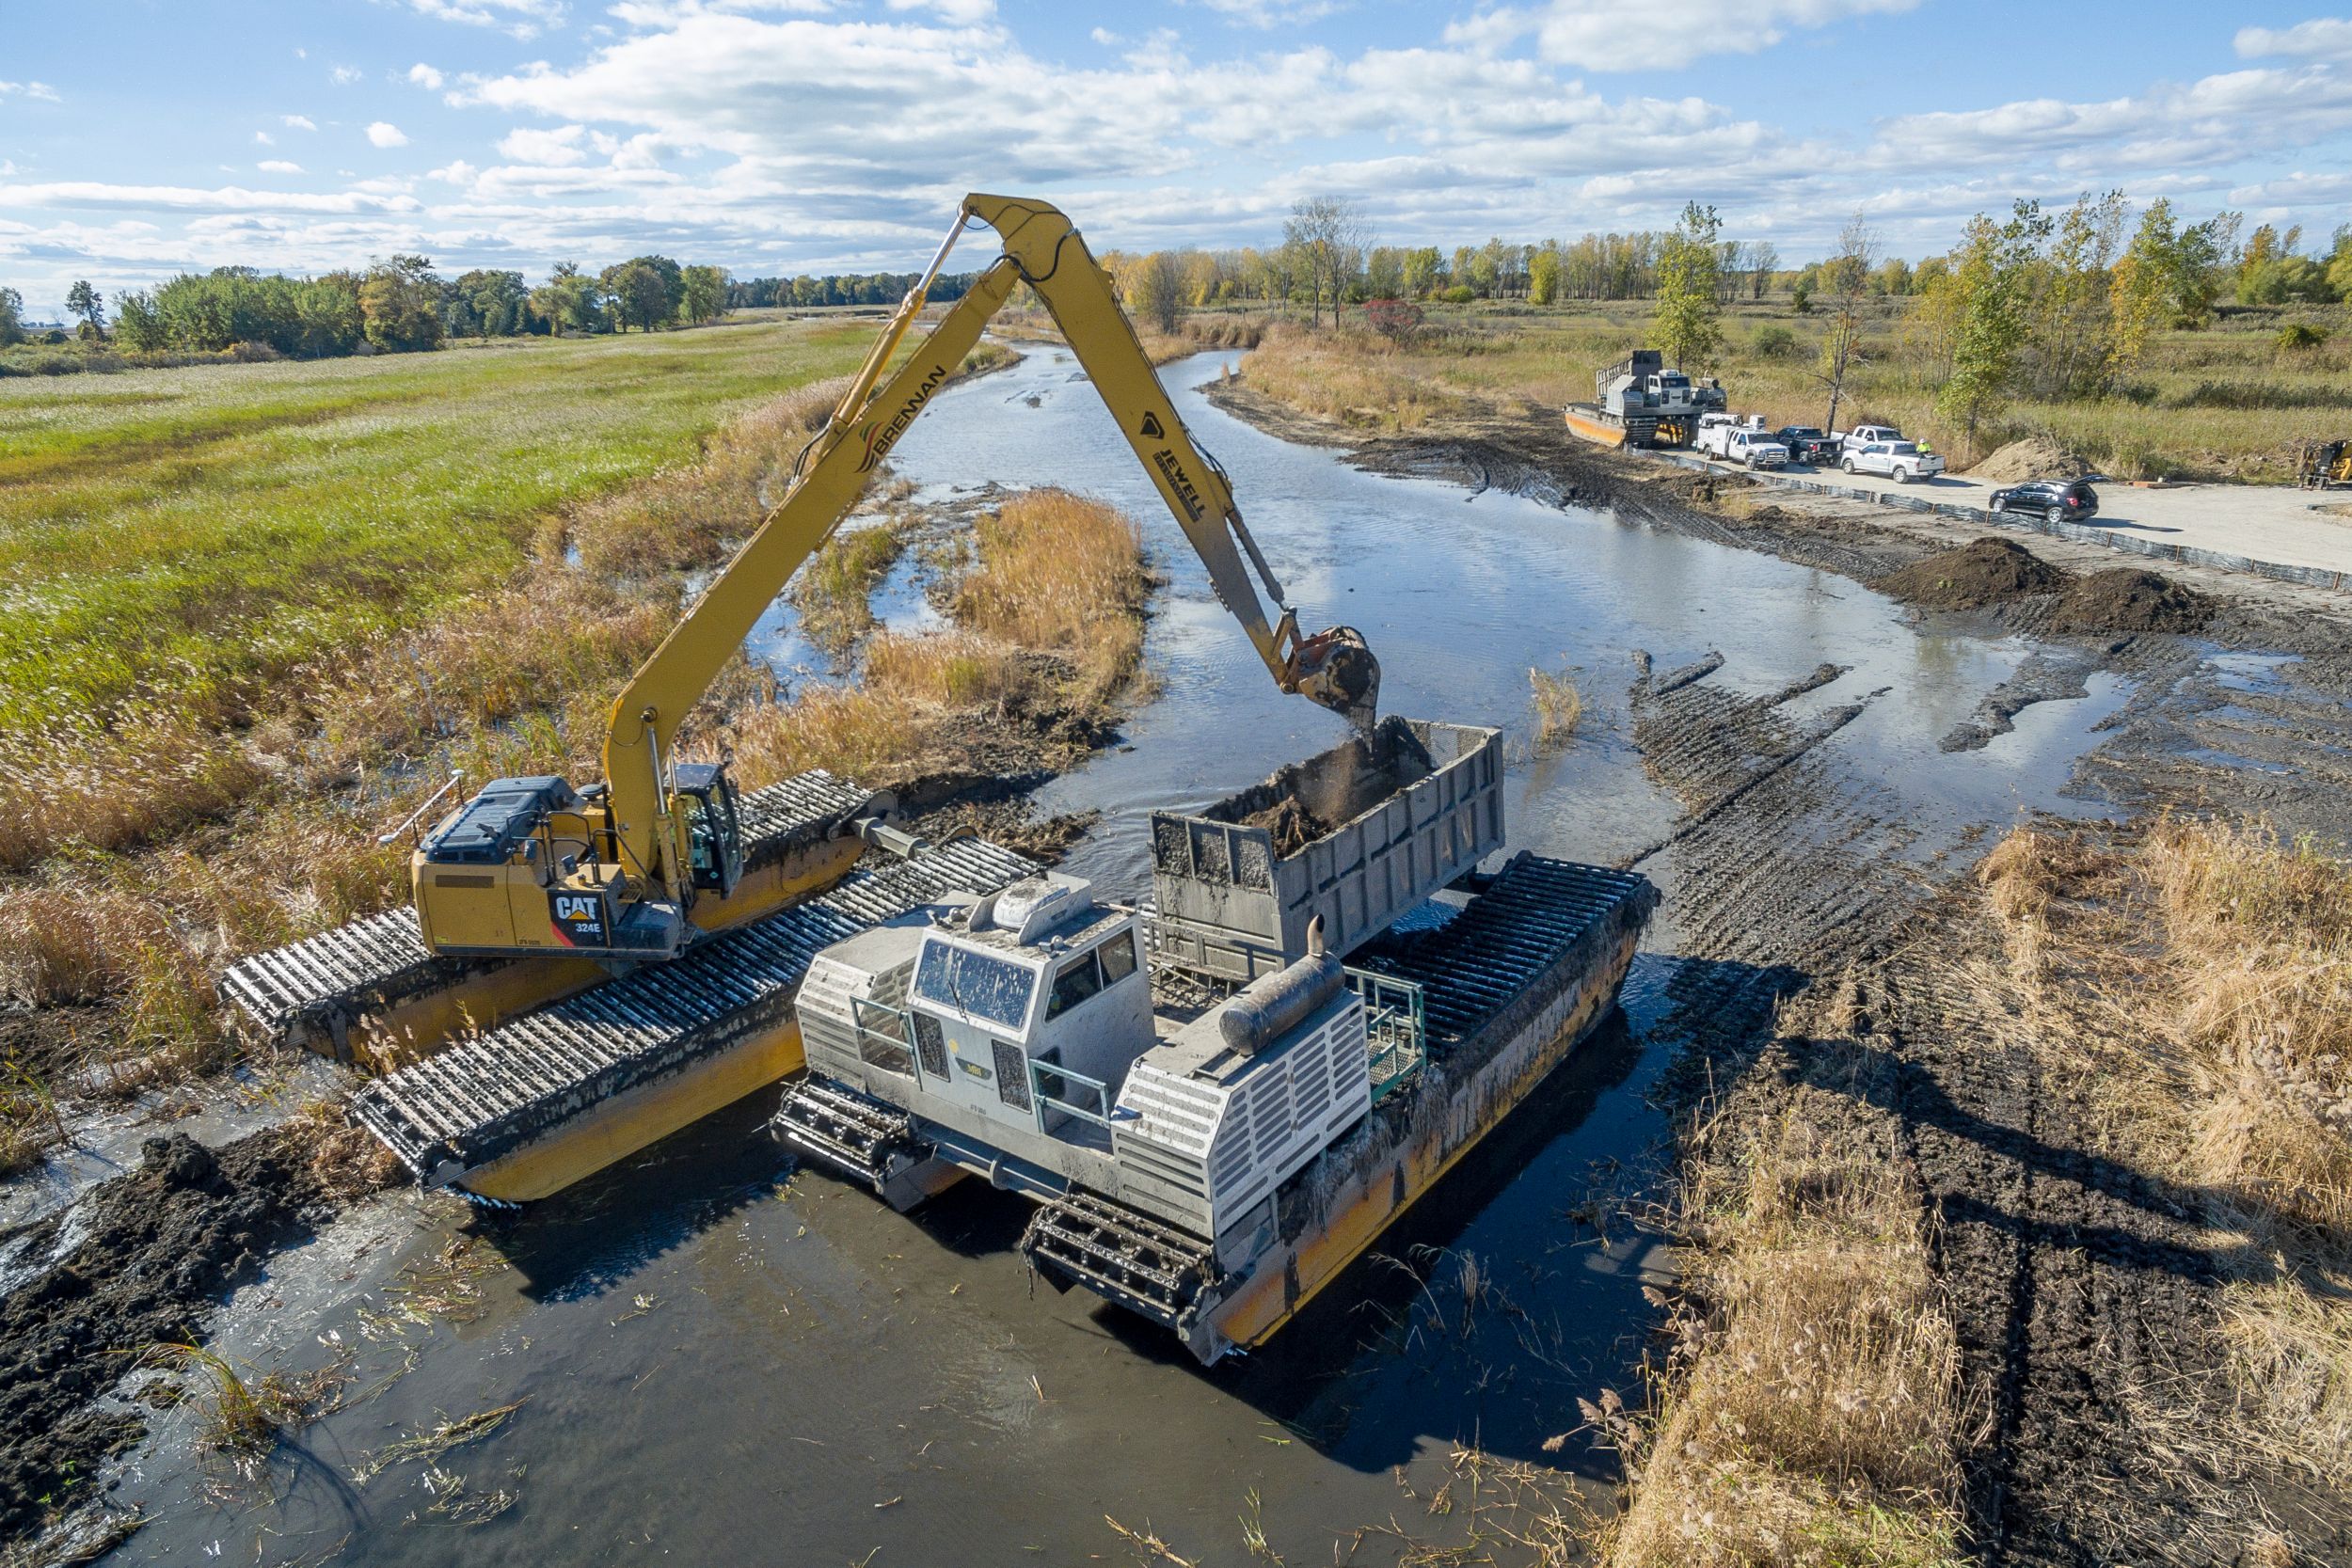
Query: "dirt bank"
0 1122 389 1537
1964 435 2098 483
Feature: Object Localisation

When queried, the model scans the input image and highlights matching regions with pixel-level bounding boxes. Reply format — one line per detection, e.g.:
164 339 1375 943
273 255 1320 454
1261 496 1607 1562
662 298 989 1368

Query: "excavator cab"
412 764 746 961
674 762 744 897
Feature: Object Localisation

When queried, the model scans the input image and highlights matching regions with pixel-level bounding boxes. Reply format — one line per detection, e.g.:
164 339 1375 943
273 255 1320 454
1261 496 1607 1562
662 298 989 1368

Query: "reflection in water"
100 349 2130 1568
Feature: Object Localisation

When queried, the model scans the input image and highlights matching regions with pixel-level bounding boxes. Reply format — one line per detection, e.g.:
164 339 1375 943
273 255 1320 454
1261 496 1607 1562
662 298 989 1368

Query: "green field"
0 321 878 735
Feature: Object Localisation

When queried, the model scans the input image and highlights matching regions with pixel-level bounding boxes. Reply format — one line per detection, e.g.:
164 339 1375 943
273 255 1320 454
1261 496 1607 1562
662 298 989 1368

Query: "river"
93 346 2125 1567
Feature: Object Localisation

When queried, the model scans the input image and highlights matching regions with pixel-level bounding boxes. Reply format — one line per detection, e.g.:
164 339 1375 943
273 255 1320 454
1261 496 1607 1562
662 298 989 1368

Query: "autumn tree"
359 254 443 351
1281 196 1371 326
1934 201 2049 455
1816 212 1878 433
680 263 729 325
65 279 105 340
1651 202 1723 370
1130 250 1186 333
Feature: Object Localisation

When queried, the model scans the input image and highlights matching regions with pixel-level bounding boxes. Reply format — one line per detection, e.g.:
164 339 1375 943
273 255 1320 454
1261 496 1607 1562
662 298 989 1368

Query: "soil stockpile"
2049 566 2213 635
1966 436 2098 483
1873 536 2069 610
0 1126 379 1537
1242 797 1327 858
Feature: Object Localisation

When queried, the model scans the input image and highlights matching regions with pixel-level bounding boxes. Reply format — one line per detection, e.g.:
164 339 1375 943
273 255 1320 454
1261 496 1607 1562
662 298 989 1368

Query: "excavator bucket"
1292 626 1381 732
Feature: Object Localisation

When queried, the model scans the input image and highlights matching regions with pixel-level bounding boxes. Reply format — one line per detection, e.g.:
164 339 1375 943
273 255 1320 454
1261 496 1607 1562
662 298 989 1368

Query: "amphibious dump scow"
1564 348 1726 450
776 721 1656 1363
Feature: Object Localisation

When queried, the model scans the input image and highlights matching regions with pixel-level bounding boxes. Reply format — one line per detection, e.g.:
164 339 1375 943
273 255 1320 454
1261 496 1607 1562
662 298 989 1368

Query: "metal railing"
1343 967 1426 1104
1031 1056 1114 1131
850 996 915 1077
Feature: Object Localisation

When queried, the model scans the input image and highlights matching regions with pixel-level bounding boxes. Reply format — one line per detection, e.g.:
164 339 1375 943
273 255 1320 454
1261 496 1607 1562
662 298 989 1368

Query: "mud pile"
1874 537 2068 610
0 1126 378 1538
1241 797 1327 858
2050 567 2213 634
1966 436 2098 483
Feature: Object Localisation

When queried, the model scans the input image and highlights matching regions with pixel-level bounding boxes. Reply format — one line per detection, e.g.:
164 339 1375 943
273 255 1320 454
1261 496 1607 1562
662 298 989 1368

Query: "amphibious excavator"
222 193 1376 1202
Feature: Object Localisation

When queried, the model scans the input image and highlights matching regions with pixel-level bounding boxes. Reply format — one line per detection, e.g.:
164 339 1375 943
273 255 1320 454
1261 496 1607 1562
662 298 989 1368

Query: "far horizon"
4 1 2349 318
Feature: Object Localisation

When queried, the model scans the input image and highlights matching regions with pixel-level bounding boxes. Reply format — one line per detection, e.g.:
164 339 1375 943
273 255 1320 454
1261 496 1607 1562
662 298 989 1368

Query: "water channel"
96 346 2127 1567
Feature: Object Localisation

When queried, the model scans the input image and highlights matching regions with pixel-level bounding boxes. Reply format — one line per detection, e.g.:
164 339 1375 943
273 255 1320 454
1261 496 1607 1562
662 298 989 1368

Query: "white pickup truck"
1693 414 1789 469
1836 422 1905 453
1840 439 1946 483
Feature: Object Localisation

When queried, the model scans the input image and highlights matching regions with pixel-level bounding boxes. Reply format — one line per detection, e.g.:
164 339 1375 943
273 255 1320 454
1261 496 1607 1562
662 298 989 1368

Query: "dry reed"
1975 815 2352 1489
1527 664 1584 752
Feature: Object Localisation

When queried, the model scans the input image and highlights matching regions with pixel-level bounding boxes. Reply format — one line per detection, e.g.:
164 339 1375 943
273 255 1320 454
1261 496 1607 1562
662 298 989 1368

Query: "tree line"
1087 196 2352 333
726 271 985 309
24 255 734 358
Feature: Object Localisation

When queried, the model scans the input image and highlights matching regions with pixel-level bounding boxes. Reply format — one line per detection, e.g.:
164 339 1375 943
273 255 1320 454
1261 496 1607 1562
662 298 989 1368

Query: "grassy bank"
0 326 1042 1172
1225 298 2352 480
1612 812 2352 1563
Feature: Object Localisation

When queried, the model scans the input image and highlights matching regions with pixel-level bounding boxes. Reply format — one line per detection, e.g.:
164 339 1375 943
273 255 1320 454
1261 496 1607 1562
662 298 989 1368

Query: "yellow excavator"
409 193 1379 965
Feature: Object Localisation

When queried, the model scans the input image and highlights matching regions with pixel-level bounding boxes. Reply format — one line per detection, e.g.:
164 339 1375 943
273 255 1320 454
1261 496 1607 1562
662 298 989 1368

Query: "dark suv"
1773 425 1839 465
1988 478 2099 525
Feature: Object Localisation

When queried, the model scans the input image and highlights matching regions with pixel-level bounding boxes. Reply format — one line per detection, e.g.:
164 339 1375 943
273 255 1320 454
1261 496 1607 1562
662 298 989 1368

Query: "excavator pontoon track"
220 769 881 1057
1023 1190 1219 1331
351 836 1037 1189
771 1079 924 1190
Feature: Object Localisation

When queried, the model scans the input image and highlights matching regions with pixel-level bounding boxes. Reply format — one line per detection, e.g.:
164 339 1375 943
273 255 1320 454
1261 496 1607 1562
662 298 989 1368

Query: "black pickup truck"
1772 425 1840 466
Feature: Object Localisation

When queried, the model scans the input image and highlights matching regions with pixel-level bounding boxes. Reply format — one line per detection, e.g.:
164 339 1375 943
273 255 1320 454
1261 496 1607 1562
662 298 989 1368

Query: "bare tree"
1817 213 1879 433
1748 241 1780 301
1281 196 1373 327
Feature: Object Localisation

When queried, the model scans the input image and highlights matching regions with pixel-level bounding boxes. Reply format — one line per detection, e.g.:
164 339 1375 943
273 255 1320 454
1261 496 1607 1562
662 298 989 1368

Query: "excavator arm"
601 194 1378 903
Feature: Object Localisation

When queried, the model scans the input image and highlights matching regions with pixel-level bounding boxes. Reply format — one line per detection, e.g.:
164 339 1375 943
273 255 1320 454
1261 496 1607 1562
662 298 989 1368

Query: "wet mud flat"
1208 375 2352 1559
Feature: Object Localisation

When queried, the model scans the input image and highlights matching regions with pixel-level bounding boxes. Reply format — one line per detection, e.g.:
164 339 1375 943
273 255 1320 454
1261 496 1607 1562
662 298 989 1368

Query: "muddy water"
95 349 2126 1567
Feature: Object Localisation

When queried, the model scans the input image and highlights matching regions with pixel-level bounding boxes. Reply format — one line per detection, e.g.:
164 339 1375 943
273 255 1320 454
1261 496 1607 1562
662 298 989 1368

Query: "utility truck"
1693 414 1789 469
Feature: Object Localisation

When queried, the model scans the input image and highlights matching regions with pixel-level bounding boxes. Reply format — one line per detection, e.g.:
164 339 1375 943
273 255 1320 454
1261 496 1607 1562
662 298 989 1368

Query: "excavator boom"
417 193 1378 966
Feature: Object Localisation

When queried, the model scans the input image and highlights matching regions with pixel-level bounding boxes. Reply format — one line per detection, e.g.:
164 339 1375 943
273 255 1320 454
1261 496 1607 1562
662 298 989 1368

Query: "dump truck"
221 192 1377 1205
776 719 1656 1363
1563 349 1726 449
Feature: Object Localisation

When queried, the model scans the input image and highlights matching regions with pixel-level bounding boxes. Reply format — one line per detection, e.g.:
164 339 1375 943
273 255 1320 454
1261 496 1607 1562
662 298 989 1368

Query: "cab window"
1047 950 1104 1020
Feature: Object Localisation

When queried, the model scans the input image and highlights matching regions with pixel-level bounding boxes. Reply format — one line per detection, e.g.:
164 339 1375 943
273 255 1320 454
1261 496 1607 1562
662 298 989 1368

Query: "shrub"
1439 285 1475 305
1752 324 1799 360
1361 298 1424 341
2276 323 2331 353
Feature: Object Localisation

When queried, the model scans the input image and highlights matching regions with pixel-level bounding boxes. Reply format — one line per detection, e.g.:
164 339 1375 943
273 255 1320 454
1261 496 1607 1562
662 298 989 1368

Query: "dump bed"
1149 718 1503 981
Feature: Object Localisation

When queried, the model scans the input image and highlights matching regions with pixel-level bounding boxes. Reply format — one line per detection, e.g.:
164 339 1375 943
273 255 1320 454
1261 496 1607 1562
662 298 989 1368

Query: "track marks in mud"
1864 936 2273 1567
1624 650 1913 976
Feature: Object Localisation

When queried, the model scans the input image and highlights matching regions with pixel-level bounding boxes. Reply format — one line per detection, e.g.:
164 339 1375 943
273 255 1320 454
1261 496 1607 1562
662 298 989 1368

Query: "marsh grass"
726 490 1150 787
1975 816 2352 1488
1527 664 1583 752
791 515 914 651
1610 1021 1973 1568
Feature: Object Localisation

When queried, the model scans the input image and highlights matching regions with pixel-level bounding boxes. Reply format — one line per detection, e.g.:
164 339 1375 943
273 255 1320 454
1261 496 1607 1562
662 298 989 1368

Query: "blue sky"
3 0 2349 316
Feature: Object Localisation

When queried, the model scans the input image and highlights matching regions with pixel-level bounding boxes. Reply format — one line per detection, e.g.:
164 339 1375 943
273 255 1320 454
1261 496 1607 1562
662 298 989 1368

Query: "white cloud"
254 130 276 145
1181 0 1343 27
331 65 364 85
1446 0 1915 71
0 180 421 214
497 124 589 165
431 159 482 185
0 80 63 101
1090 25 1120 44
2236 18 2352 61
283 114 318 130
402 0 566 39
258 160 306 174
409 63 447 89
885 0 995 20
367 121 411 148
